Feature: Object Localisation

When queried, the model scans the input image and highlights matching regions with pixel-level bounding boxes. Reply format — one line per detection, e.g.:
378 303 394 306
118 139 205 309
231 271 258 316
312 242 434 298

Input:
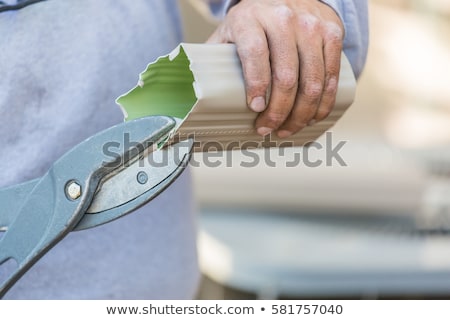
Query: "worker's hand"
207 0 344 138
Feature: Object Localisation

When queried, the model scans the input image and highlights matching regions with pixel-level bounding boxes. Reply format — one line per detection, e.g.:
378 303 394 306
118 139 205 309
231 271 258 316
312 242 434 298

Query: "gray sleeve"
320 0 369 78
202 0 238 18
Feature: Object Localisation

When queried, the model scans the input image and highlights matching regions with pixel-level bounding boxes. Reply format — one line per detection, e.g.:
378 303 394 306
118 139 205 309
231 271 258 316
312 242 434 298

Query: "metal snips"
0 116 193 297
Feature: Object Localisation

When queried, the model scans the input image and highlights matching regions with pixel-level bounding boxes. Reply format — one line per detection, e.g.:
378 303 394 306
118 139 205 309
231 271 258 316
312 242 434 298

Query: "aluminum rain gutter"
116 43 356 151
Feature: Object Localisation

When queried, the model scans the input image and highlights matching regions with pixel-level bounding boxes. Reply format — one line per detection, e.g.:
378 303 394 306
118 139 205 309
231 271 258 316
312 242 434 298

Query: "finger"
234 22 271 115
206 24 227 44
255 7 299 136
313 23 343 122
277 18 325 138
207 16 271 116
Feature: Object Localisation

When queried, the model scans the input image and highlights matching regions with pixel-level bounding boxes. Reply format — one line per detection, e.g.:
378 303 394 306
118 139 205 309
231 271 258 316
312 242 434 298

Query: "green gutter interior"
116 47 196 121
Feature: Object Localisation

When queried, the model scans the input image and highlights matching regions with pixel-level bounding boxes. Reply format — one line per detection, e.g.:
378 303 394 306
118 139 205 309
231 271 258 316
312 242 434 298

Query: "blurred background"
179 0 450 299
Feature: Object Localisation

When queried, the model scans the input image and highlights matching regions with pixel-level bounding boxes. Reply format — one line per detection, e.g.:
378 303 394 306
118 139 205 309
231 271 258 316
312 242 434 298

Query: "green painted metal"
117 47 196 121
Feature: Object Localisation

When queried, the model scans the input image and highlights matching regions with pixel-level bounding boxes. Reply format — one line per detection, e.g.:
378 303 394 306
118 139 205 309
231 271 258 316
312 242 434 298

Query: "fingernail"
257 127 272 136
308 119 317 126
250 96 266 112
277 130 293 138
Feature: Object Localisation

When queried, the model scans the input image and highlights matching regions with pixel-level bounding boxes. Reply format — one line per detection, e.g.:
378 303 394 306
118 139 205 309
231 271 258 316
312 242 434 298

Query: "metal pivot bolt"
137 171 148 185
66 181 82 200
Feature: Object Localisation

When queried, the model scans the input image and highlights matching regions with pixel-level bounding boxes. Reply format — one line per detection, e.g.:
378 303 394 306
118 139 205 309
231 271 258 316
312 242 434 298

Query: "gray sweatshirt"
0 0 368 299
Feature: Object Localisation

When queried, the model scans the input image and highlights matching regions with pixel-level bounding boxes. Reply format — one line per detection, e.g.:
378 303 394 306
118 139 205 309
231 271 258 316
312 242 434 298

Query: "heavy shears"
0 116 193 297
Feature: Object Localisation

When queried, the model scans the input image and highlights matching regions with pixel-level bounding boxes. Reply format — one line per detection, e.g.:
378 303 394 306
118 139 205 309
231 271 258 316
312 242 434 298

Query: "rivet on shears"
66 181 82 200
137 171 148 185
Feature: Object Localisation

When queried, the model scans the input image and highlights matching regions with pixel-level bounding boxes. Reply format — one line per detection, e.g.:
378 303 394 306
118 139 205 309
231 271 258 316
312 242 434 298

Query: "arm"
206 0 368 138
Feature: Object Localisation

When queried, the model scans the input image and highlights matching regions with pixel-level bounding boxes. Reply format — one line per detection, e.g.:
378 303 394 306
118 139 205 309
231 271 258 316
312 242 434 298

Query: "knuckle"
247 78 270 94
274 5 294 25
303 80 323 101
298 14 321 34
325 76 338 95
315 107 333 121
289 118 308 130
324 22 344 42
265 111 288 128
274 69 298 91
238 38 268 59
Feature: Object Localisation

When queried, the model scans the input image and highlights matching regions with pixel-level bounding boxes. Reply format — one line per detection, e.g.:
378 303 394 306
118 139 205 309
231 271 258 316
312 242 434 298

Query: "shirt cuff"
207 0 239 19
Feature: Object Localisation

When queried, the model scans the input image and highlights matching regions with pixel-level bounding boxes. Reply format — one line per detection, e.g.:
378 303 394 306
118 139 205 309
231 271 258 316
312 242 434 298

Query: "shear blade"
74 138 193 230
